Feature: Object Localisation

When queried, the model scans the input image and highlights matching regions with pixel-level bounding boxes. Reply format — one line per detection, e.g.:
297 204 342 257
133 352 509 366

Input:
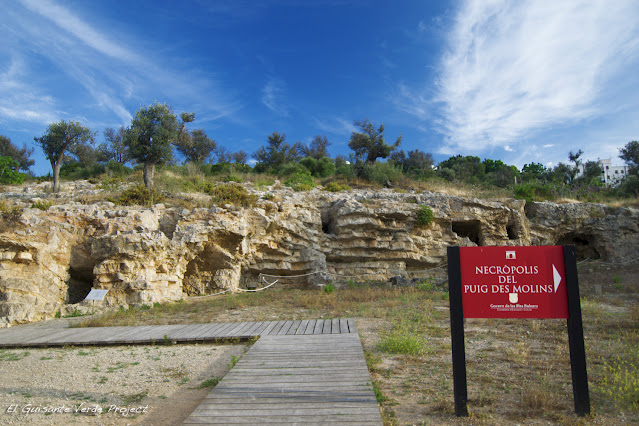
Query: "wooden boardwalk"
183 332 382 425
0 319 382 424
0 318 357 348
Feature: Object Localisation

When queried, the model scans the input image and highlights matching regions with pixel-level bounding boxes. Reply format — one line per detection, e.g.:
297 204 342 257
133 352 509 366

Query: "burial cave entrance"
67 267 94 304
66 245 96 304
452 220 482 245
556 233 601 261
321 207 337 235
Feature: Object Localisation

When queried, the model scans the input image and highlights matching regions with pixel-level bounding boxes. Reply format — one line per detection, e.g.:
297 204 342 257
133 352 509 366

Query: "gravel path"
0 319 249 425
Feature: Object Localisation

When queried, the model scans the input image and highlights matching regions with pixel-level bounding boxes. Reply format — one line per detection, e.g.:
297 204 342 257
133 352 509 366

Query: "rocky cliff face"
1 182 637 326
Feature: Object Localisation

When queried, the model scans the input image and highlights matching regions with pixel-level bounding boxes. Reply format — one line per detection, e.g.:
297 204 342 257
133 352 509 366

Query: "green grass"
197 377 221 389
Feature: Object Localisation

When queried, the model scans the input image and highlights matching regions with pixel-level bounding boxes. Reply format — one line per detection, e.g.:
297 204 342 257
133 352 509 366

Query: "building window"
606 166 610 170
615 170 619 174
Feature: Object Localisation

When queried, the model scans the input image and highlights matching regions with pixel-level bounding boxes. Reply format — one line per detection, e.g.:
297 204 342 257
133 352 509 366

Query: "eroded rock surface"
1 182 637 326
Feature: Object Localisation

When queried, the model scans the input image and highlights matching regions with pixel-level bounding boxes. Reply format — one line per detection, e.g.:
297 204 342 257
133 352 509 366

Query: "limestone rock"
0 186 637 326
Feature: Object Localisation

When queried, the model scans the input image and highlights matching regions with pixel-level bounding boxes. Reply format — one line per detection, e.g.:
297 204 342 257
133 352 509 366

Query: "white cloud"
20 0 138 62
402 0 639 156
261 78 289 117
0 1 239 128
311 116 357 136
543 144 554 148
504 145 513 152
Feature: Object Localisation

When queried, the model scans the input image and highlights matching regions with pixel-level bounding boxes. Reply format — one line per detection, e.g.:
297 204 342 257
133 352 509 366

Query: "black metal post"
447 246 468 417
563 245 590 416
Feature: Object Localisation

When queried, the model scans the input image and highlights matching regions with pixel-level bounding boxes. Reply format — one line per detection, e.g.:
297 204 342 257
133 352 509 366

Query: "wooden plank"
295 320 309 335
226 322 256 338
264 321 286 336
251 321 271 336
347 318 358 334
322 319 332 334
259 321 281 336
312 319 323 334
339 318 349 334
240 322 264 338
179 323 214 339
193 323 230 339
303 319 316 335
286 320 301 335
331 318 340 334
276 320 294 335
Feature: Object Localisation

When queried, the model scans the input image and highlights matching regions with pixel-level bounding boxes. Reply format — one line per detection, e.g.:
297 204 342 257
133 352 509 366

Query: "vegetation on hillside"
2 103 637 205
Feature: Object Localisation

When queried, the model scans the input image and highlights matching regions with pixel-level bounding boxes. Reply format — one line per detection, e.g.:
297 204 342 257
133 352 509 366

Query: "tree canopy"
34 120 94 192
125 102 192 187
620 140 639 175
253 132 300 173
0 135 34 172
174 128 216 164
348 119 401 163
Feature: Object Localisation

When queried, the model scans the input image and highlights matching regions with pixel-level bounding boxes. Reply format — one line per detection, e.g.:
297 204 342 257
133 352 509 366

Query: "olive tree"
174 128 216 164
34 121 94 192
348 119 401 163
125 103 193 187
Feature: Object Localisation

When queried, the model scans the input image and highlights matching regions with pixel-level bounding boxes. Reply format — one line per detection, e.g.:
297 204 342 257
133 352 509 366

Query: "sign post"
447 245 589 417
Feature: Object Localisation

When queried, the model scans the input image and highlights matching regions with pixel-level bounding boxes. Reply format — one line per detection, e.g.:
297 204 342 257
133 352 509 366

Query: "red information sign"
459 246 568 318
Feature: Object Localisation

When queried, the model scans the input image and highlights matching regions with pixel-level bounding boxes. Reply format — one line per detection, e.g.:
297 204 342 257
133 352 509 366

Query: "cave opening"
321 208 337 235
506 224 519 240
556 233 601 261
452 220 482 245
66 245 96 304
67 267 94 304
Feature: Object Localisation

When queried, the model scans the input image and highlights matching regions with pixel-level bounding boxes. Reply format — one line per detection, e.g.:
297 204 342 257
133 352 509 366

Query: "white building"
577 158 629 187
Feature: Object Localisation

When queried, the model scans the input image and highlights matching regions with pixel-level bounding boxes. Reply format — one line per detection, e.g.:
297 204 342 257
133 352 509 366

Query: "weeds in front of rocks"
208 183 258 207
108 185 164 207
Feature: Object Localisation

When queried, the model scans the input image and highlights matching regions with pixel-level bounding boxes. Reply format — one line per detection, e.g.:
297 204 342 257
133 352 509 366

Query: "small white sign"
505 251 516 260
84 289 109 301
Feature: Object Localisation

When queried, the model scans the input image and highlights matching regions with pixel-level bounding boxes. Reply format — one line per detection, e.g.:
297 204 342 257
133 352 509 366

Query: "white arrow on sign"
552 265 562 293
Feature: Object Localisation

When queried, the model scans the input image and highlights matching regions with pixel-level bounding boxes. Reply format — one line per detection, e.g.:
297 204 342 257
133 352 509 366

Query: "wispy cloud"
0 0 238 129
261 77 289 117
311 116 357 136
400 0 639 156
20 0 138 62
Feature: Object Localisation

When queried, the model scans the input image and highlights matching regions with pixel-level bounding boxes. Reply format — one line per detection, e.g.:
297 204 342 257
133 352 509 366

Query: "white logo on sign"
509 293 518 304
506 251 516 260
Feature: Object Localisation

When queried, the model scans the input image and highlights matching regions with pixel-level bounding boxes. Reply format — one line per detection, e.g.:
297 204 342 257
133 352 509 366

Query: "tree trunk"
52 162 61 193
143 162 155 188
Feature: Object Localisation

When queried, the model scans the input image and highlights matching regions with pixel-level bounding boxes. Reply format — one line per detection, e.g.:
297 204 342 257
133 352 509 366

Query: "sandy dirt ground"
0 320 248 425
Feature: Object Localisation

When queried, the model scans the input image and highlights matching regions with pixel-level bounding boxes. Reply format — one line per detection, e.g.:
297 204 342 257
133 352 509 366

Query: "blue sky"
1 0 639 176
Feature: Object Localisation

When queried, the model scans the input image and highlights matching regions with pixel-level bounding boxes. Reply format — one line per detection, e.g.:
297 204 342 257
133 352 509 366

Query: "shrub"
323 283 335 294
0 201 22 221
279 162 308 177
514 182 556 204
105 161 132 177
323 181 351 192
0 156 25 184
31 200 54 211
59 162 106 180
359 161 404 186
284 171 315 191
109 185 164 207
208 183 258 207
415 205 434 228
